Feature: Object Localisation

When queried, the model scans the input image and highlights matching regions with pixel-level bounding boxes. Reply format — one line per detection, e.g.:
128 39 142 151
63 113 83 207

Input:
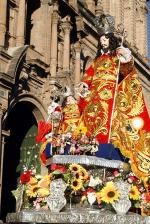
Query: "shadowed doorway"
1 101 41 221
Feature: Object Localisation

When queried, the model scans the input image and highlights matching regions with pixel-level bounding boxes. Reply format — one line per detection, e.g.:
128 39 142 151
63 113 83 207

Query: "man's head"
96 33 121 56
99 35 110 51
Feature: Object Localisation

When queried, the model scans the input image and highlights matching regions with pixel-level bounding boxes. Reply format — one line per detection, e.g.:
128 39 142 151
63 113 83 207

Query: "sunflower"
129 186 140 200
100 182 120 204
75 171 84 180
69 164 81 173
80 168 89 180
70 178 83 192
26 186 38 198
37 188 50 197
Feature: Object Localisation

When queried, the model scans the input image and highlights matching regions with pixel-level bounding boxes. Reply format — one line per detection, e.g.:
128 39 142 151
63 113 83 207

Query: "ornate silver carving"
46 155 125 169
112 198 131 216
112 181 131 215
46 178 67 212
6 210 149 224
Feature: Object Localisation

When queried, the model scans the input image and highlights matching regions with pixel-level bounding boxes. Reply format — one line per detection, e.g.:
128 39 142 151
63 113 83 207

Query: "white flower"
87 192 96 205
89 175 102 187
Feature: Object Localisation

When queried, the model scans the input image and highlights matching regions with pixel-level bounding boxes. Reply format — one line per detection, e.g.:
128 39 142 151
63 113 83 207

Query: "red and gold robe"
78 53 150 182
59 103 81 134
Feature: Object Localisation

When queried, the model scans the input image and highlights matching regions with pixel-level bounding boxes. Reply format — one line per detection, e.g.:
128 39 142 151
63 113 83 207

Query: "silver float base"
6 209 150 224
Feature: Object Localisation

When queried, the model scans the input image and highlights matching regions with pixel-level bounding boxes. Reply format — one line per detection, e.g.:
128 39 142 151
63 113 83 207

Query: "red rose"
50 163 57 170
20 171 31 184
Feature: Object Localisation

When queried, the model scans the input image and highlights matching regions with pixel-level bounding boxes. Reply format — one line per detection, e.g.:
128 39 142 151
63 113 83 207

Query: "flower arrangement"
12 162 149 215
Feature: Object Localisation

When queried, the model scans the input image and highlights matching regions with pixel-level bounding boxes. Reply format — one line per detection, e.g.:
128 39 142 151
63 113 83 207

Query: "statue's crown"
94 14 115 37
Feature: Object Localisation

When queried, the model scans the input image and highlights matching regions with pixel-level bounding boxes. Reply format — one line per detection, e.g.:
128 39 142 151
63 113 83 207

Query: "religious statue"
75 14 150 184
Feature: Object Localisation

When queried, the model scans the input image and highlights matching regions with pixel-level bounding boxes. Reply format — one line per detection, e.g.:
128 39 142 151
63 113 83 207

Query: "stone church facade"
0 0 150 220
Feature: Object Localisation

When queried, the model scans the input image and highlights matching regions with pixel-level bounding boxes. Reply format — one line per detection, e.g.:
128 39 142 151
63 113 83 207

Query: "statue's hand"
116 46 132 63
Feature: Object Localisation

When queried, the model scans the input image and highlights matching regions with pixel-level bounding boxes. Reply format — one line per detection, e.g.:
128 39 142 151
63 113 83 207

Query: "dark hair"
96 33 121 58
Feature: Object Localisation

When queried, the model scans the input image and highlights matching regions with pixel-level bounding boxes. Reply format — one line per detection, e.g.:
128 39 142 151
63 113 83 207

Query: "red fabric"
36 121 52 144
79 54 119 143
78 97 88 114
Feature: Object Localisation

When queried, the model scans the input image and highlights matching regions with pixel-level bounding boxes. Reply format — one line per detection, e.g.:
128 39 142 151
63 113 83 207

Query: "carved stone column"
16 0 26 46
0 105 4 215
50 5 59 77
74 42 81 85
62 16 72 74
0 88 9 216
57 42 63 73
0 0 7 46
95 0 103 16
35 0 53 64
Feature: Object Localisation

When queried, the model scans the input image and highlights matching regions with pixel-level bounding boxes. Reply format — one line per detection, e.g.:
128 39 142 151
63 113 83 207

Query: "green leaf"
63 173 69 181
52 170 62 175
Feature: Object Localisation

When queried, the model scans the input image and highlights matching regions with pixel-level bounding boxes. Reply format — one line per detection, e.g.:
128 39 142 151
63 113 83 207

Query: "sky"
148 1 150 66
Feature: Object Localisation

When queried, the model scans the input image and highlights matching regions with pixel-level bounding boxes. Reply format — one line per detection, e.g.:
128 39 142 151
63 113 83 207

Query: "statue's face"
99 35 109 49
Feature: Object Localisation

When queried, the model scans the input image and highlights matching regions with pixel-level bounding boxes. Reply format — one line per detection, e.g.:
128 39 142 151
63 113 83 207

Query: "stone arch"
8 93 48 122
1 94 48 219
7 45 29 83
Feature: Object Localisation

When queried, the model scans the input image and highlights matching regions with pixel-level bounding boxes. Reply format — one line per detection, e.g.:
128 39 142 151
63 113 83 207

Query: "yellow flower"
37 188 50 197
29 177 38 185
70 178 83 192
38 175 51 188
80 168 89 180
129 186 140 200
74 124 87 135
69 164 81 173
26 186 38 198
100 182 120 204
75 172 84 180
